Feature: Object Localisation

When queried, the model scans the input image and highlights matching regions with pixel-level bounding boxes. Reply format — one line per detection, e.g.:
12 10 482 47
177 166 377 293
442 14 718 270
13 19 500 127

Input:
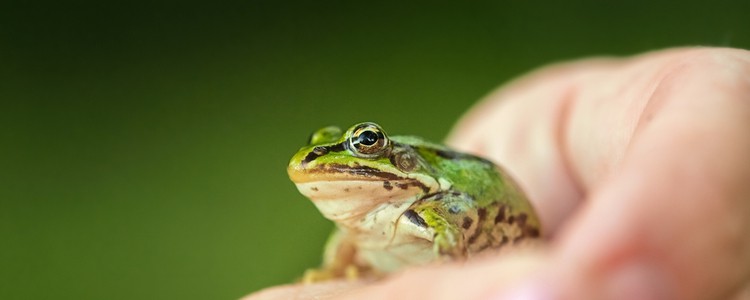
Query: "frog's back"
392 135 542 239
392 135 519 206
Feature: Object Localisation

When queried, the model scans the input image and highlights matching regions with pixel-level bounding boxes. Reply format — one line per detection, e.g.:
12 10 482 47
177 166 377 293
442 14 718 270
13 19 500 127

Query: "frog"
287 122 541 282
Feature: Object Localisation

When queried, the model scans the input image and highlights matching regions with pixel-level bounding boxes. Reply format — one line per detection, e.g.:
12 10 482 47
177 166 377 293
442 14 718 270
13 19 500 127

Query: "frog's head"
288 122 439 224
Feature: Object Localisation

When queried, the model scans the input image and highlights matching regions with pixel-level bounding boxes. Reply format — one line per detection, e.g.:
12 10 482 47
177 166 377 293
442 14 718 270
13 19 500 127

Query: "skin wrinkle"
550 84 585 234
532 63 619 229
627 50 712 151
602 55 668 177
522 84 579 234
558 62 620 189
564 53 675 190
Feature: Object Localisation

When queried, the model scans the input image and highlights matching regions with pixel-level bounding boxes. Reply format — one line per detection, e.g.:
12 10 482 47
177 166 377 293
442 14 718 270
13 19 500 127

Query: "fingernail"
605 262 675 300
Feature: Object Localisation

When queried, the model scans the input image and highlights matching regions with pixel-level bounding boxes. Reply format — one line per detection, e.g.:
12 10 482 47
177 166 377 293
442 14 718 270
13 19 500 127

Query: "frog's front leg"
302 228 366 283
405 191 479 259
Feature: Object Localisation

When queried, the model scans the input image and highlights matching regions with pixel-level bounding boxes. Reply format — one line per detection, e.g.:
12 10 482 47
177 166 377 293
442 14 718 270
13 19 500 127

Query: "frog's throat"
295 176 439 228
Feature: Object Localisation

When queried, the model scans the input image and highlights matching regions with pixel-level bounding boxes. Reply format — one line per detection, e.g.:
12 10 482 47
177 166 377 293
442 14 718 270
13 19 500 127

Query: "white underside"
296 179 440 272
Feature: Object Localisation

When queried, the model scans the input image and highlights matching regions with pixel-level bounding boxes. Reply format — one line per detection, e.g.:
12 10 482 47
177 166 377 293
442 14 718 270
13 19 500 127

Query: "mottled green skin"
397 135 531 213
288 122 541 281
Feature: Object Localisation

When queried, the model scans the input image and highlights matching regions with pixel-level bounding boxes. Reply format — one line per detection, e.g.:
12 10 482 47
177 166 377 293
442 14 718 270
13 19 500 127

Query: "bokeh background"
1 1 748 299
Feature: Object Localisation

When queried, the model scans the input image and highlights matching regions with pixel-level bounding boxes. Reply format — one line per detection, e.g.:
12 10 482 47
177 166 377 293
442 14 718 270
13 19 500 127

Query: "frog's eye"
349 123 390 157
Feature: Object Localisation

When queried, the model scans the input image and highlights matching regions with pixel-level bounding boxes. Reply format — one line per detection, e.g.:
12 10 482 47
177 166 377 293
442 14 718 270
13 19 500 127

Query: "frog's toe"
301 268 335 284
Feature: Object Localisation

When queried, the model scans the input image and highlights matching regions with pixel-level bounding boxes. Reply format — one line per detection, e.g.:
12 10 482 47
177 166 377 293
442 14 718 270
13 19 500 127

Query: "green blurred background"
1 1 748 299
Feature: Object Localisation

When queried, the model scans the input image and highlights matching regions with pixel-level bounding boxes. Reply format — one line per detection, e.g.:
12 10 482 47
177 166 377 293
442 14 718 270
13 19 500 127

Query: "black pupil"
359 130 379 146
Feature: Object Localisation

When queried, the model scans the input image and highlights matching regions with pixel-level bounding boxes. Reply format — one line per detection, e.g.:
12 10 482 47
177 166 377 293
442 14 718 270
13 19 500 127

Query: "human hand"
246 47 750 300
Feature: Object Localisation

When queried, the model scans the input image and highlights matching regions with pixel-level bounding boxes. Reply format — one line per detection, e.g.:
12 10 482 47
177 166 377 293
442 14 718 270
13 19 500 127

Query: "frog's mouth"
293 178 430 224
289 162 417 183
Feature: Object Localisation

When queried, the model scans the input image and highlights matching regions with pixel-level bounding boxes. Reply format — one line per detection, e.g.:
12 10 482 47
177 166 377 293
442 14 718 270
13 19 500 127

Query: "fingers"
549 48 750 299
242 280 366 300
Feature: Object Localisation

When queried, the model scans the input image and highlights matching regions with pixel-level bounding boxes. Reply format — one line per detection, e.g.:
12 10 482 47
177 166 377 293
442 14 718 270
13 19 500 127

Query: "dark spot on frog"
404 209 427 227
461 216 473 229
506 214 540 243
500 236 509 246
516 213 528 227
311 187 319 192
451 191 461 197
477 207 487 219
396 183 409 190
467 208 488 244
344 188 350 192
508 215 515 224
383 181 393 191
494 205 506 224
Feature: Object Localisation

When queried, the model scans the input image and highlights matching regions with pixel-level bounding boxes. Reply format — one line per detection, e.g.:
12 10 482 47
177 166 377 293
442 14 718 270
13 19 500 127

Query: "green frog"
287 122 541 282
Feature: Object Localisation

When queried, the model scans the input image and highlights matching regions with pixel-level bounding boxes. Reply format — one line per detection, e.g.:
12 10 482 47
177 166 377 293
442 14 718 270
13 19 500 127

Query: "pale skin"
247 47 750 300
